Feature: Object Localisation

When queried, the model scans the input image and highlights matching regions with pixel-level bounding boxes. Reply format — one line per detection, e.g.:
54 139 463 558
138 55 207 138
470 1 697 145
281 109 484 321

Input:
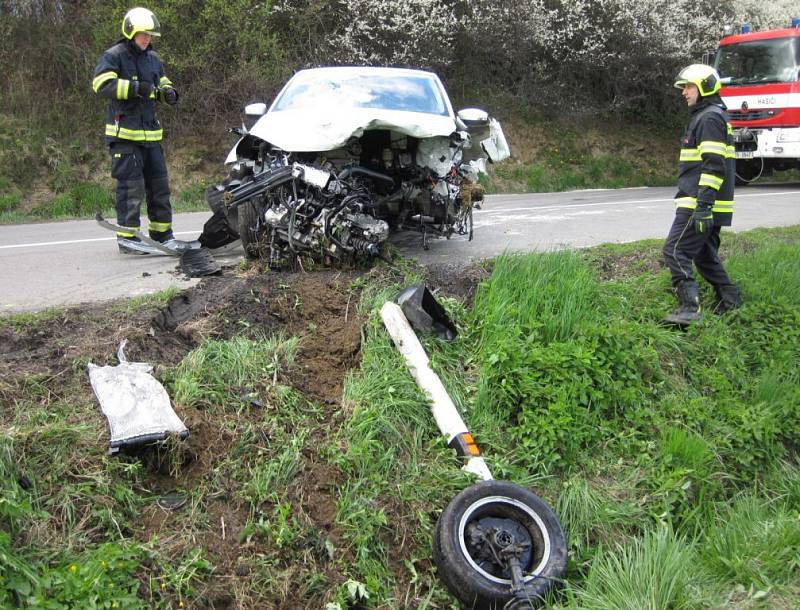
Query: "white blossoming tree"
730 0 798 30
265 0 799 114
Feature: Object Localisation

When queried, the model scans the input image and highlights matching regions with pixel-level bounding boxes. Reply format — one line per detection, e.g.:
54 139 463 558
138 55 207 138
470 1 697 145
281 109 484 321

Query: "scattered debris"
381 291 566 609
96 213 220 278
179 247 222 277
88 339 188 454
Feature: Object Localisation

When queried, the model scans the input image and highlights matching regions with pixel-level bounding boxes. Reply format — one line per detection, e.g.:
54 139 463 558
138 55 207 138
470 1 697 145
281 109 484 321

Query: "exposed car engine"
200 67 509 268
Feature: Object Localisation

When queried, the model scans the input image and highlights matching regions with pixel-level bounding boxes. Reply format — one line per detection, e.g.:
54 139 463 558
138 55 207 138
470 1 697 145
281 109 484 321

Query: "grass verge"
1 227 799 608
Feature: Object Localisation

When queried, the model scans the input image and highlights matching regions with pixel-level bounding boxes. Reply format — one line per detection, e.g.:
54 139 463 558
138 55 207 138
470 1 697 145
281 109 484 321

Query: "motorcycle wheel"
433 480 567 610
237 200 262 259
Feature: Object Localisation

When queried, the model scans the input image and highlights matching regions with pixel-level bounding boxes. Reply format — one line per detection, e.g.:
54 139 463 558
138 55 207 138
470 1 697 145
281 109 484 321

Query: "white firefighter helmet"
122 7 161 40
673 64 721 97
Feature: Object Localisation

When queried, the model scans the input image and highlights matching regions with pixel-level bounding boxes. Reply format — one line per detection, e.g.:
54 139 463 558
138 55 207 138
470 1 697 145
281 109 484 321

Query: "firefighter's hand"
136 81 155 99
160 86 179 105
692 203 714 234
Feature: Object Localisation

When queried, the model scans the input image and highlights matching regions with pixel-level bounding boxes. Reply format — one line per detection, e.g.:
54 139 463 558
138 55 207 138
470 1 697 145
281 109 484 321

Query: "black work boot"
664 280 702 326
713 284 740 313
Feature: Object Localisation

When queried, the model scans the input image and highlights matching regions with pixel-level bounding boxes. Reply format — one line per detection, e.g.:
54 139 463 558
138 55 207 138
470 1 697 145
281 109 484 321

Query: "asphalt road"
1 183 798 313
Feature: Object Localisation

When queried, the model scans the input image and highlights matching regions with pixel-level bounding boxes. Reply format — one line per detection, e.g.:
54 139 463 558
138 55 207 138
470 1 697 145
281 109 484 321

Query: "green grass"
32 182 112 219
169 334 299 407
172 180 211 213
565 526 702 610
0 308 66 331
108 285 183 315
699 494 800 589
488 148 674 194
0 190 21 213
262 229 800 607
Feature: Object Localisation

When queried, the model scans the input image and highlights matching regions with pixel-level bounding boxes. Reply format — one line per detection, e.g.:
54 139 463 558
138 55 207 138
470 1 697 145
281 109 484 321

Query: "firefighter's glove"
692 202 714 234
136 81 155 99
160 86 179 106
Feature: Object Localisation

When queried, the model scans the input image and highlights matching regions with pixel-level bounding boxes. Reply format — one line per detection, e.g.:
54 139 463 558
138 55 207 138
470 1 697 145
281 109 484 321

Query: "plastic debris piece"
156 491 188 511
395 284 457 341
88 340 188 451
180 247 221 277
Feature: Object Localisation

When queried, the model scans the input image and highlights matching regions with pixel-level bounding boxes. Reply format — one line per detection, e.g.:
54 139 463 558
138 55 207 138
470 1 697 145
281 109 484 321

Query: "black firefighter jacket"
674 97 735 226
92 39 174 145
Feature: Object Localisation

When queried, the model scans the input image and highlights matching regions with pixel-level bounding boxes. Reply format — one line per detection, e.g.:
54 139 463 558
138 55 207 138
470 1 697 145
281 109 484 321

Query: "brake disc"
466 516 534 579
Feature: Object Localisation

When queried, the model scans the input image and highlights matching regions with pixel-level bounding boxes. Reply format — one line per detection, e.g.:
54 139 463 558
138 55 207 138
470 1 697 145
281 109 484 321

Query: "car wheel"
237 200 262 259
433 480 567 610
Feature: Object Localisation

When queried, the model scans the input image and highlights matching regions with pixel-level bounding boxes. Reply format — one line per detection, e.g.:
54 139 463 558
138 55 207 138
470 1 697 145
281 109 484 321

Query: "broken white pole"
380 301 492 481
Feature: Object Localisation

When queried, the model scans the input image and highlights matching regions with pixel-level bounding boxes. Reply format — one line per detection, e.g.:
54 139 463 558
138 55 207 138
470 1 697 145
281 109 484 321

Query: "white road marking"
474 215 565 227
0 231 198 250
482 190 800 214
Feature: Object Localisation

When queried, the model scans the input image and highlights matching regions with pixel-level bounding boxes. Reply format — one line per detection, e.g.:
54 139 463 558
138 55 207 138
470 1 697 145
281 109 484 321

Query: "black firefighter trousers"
663 209 733 288
110 141 174 241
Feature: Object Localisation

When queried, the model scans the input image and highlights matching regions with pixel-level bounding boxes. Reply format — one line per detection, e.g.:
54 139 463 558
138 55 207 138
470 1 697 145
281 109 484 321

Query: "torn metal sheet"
95 213 180 256
88 340 188 452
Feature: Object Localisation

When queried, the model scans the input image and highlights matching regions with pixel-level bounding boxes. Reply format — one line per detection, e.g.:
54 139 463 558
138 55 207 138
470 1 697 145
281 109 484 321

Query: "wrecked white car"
200 66 510 266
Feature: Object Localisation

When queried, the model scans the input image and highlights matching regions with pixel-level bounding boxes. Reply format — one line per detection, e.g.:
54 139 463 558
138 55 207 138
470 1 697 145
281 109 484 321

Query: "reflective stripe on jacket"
674 99 735 226
92 40 174 144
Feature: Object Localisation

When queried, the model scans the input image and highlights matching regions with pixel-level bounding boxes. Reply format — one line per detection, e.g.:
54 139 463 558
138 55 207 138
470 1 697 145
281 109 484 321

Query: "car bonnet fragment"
250 108 457 153
88 340 188 452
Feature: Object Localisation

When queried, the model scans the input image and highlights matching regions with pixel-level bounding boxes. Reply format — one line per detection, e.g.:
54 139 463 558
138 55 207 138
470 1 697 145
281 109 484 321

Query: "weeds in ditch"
565 526 702 610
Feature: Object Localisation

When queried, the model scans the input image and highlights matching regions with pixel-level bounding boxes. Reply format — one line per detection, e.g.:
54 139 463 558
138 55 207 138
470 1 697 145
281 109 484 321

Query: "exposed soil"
592 248 666 282
0 260 481 609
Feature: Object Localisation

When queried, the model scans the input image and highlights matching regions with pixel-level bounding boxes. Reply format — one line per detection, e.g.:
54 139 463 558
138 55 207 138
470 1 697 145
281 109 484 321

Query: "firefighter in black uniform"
663 64 740 325
93 7 196 255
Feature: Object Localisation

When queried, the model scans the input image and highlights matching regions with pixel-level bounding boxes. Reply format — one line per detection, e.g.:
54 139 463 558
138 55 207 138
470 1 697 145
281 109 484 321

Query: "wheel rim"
457 495 552 585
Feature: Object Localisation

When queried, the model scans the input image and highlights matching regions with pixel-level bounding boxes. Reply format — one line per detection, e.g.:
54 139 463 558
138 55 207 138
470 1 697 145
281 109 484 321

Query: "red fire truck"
712 20 800 183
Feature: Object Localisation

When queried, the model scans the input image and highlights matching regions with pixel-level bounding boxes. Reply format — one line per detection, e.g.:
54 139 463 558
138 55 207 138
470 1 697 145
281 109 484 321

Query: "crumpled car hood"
249 108 457 152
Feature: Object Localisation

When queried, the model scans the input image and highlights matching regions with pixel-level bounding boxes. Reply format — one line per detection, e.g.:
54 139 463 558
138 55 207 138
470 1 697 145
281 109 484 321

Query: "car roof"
289 66 441 80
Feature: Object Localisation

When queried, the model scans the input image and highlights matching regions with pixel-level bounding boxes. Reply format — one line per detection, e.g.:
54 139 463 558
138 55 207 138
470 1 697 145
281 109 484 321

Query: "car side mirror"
457 108 489 125
241 103 267 134
244 102 267 117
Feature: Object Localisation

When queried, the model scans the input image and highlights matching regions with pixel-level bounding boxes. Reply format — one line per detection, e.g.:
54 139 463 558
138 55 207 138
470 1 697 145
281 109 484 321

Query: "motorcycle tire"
237 200 262 259
433 480 567 610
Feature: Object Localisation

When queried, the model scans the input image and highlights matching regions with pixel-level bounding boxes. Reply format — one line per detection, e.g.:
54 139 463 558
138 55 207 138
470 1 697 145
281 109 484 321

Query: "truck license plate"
735 151 755 159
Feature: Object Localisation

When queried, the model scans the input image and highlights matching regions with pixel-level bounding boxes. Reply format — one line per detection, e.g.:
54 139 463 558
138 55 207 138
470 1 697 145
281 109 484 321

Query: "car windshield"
272 72 450 116
715 37 800 84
